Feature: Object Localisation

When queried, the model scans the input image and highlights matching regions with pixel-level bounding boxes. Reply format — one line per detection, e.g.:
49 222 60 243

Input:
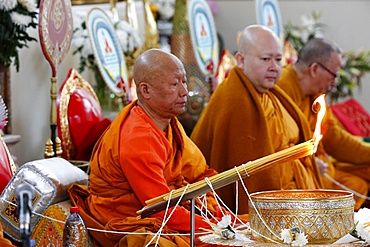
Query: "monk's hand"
315 157 329 175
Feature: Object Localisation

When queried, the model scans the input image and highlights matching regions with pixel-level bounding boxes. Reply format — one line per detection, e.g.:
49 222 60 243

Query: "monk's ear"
138 82 150 99
309 62 320 78
235 52 245 70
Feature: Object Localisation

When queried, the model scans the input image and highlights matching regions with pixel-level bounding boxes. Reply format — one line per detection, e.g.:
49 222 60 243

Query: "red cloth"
330 99 370 136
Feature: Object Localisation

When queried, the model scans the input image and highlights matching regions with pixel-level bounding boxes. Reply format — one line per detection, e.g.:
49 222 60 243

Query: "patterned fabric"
31 200 95 247
31 200 70 247
331 99 370 137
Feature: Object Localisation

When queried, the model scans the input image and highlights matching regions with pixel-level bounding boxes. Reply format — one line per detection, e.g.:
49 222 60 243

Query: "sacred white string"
202 177 248 228
235 165 281 244
0 196 208 237
145 184 188 247
324 173 370 200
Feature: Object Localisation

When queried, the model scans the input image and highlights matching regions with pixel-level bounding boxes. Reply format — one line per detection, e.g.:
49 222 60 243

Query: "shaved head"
133 49 182 88
238 25 282 55
133 49 188 129
235 25 283 93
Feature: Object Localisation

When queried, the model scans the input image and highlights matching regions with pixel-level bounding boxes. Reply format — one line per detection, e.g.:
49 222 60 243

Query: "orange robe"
191 66 322 214
0 224 15 247
69 101 226 247
278 64 370 209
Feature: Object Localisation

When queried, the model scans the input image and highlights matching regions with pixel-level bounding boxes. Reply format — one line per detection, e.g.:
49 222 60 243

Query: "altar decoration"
72 8 142 111
38 0 73 156
249 189 354 244
57 68 112 161
255 0 284 41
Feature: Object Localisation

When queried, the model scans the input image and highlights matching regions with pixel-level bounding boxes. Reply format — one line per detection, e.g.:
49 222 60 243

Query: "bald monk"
191 25 323 214
0 223 15 247
68 49 241 247
277 38 370 210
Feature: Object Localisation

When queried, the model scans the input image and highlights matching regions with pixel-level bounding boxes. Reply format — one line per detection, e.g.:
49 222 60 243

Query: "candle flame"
312 94 326 152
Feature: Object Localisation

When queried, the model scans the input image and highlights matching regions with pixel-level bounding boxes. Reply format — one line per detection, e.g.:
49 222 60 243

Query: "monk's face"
310 52 342 95
147 59 188 118
238 33 283 93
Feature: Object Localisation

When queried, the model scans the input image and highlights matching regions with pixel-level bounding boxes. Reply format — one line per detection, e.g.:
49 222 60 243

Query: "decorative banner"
86 8 128 97
38 0 73 77
187 0 219 77
255 0 284 41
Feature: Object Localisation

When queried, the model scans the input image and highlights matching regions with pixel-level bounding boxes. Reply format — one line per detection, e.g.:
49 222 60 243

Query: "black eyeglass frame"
315 62 338 79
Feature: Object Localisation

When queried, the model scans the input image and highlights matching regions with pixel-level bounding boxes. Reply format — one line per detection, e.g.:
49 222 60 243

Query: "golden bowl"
248 189 354 244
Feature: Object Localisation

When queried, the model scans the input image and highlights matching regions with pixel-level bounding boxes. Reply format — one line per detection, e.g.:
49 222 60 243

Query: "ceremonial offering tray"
249 189 354 244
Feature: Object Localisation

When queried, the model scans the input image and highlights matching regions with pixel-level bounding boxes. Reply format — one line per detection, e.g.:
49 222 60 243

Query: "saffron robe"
69 101 226 247
278 64 370 209
0 224 14 247
190 66 322 214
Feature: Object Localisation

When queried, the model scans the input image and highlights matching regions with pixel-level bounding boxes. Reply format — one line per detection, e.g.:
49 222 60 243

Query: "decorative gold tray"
248 189 354 244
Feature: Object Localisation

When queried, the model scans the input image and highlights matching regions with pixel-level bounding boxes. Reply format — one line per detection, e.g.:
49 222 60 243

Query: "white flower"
115 20 143 54
72 29 88 49
80 43 93 59
18 0 36 12
281 228 292 244
210 214 236 240
10 12 32 26
217 214 232 228
0 0 17 11
281 228 308 246
355 208 370 223
292 232 308 246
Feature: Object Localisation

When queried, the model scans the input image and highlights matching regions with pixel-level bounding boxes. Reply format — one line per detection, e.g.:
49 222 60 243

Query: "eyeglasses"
316 62 338 79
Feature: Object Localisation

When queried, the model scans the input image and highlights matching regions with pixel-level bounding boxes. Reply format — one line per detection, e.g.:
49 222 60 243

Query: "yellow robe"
278 64 370 209
69 101 227 247
191 66 322 214
0 224 15 247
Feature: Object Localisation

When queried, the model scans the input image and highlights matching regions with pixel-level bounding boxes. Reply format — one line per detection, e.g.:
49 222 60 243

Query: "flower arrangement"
280 227 308 247
284 11 370 103
0 0 38 71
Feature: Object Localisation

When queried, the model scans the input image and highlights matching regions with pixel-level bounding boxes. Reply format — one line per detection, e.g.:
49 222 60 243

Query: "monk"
68 49 241 247
190 25 323 214
0 223 15 247
277 38 370 210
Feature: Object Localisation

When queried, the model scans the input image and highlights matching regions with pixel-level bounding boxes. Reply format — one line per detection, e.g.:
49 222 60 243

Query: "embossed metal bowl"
249 189 354 244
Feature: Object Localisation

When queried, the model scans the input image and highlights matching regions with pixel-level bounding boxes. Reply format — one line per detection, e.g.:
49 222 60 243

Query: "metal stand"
21 237 31 247
190 198 195 247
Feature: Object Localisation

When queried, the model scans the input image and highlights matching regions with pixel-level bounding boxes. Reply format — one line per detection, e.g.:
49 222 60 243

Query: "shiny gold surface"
249 189 354 245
